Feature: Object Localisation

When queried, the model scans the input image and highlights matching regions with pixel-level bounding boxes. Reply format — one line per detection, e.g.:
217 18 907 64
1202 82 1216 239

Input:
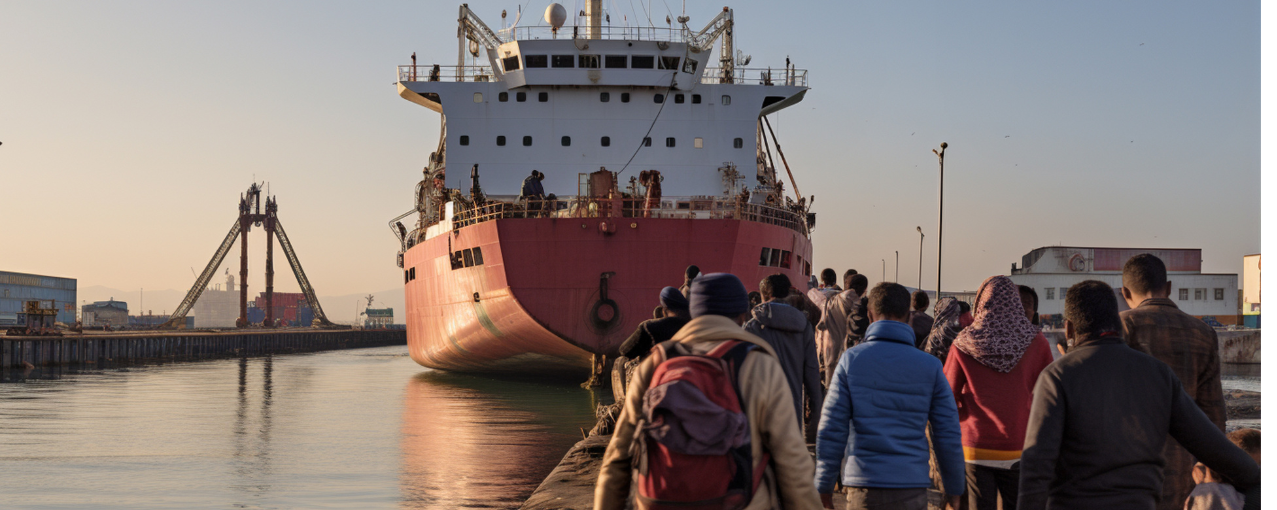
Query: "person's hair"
531 169 540 177
1064 280 1122 338
1018 285 1039 312
849 274 869 295
1123 253 1168 295
1019 285 1040 325
911 290 929 311
748 291 762 308
760 273 792 301
685 265 700 280
820 268 837 286
844 269 858 278
1228 428 1260 456
653 305 665 319
868 282 911 320
958 301 971 314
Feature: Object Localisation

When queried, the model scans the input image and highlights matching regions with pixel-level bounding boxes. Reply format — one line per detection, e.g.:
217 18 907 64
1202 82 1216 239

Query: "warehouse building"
0 270 78 326
1008 247 1238 327
83 299 129 327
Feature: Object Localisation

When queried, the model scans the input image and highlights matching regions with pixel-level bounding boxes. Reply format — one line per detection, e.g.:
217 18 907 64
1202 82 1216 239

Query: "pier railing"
446 195 809 235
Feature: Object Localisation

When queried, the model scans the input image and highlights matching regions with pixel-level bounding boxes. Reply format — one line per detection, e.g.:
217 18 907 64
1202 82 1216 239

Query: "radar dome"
544 3 567 29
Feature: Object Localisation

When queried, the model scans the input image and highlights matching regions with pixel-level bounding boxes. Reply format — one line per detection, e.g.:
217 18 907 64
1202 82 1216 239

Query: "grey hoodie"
745 301 823 432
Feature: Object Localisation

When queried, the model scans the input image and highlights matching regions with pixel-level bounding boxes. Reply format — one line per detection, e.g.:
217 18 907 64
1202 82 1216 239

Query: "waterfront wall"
1 329 406 370
1041 329 1260 364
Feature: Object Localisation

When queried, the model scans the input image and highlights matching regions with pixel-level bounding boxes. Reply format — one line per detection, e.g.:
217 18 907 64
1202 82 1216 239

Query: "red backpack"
632 340 770 510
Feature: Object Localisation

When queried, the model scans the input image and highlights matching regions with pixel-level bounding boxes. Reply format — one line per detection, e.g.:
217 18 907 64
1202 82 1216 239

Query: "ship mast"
585 0 602 39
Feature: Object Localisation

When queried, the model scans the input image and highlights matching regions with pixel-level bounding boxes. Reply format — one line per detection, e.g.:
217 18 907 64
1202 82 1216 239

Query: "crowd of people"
594 254 1261 510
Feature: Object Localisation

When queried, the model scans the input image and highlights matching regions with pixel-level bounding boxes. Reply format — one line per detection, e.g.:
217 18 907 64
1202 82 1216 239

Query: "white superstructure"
396 3 809 206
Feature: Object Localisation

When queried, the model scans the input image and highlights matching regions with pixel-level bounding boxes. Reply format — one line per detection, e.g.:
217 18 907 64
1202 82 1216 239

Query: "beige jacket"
811 289 857 387
594 315 824 510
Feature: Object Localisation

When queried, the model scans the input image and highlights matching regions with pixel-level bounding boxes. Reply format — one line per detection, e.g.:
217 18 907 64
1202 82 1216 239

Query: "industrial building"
1008 247 1238 326
0 271 77 326
364 308 394 328
83 299 129 327
193 271 239 328
1242 254 1259 328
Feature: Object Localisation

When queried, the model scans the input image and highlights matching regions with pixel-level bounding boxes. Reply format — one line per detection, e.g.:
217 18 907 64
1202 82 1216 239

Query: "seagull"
1005 135 1010 138
911 132 915 136
1140 42 1145 46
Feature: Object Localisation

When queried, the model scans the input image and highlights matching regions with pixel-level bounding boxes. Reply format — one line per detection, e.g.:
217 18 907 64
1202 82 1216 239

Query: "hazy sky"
0 1 1258 304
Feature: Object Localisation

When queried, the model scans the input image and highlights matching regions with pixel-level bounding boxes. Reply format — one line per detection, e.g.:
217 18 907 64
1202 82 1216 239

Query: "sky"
0 1 1259 316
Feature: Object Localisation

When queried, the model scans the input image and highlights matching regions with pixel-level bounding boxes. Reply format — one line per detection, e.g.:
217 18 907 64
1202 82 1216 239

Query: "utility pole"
932 142 947 298
916 226 925 290
882 259 886 282
895 251 899 283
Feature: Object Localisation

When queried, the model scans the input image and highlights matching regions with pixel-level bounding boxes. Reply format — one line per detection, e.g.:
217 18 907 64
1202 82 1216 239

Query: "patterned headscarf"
924 297 962 362
952 276 1039 373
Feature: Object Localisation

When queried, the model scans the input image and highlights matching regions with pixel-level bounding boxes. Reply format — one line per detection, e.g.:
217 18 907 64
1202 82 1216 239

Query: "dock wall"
1042 329 1259 363
1 329 406 371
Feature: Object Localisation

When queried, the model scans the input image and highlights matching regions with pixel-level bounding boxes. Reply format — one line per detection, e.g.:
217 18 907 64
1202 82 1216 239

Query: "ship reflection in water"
399 371 606 508
0 346 603 509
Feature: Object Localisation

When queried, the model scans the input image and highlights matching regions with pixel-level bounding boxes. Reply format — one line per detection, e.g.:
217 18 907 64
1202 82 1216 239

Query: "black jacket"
1018 336 1260 510
618 315 689 359
845 296 870 347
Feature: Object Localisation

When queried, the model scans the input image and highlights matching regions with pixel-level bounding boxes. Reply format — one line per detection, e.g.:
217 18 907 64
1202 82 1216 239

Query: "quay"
1 329 406 372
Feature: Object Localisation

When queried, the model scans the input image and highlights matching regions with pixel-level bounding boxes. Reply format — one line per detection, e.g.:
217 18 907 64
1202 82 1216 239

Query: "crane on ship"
159 182 341 330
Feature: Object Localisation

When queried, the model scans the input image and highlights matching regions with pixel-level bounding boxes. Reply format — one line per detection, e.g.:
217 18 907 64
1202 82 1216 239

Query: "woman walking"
945 276 1054 510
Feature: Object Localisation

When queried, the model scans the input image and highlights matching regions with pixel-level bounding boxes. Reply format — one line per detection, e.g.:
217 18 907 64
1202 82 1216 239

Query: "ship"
392 1 814 376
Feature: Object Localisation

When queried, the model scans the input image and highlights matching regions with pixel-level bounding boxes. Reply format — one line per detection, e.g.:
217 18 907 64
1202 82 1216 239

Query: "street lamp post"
895 251 899 283
932 142 947 297
916 226 924 290
882 259 886 282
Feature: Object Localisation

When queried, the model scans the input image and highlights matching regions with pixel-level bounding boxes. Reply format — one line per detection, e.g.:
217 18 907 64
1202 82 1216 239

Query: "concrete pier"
1 329 405 374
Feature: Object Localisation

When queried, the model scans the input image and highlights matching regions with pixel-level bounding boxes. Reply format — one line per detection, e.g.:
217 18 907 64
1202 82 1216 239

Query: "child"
1183 429 1260 510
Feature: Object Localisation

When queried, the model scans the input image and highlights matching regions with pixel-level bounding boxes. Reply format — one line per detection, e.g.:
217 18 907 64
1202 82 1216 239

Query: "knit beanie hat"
689 273 750 319
659 286 689 312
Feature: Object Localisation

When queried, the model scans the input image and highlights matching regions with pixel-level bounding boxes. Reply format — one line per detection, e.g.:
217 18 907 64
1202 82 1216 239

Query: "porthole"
693 137 703 149
497 136 506 146
692 94 702 104
733 137 743 149
643 137 652 147
498 92 508 102
601 136 611 147
473 92 483 103
654 94 664 103
516 92 527 102
600 92 610 102
665 137 675 148
538 92 548 102
721 95 731 105
621 92 630 103
523 136 532 146
561 136 571 146
674 94 685 104
459 135 469 146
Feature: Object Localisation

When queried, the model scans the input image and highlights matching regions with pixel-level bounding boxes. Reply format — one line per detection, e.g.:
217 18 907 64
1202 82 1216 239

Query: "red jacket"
944 333 1054 461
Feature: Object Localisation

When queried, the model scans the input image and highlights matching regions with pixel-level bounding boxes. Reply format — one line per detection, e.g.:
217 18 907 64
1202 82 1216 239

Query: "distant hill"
78 285 404 325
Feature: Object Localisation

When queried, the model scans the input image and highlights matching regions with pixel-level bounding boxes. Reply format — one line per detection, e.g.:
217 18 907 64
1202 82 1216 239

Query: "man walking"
907 290 933 348
844 274 870 347
596 273 823 510
1119 254 1227 510
815 282 965 510
1018 281 1259 510
811 271 859 388
745 274 822 433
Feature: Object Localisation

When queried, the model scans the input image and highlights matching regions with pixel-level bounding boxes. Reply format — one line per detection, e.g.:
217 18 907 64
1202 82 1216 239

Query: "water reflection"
400 371 605 509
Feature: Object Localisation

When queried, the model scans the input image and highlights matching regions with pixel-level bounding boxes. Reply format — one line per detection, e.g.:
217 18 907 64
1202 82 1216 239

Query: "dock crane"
159 183 340 330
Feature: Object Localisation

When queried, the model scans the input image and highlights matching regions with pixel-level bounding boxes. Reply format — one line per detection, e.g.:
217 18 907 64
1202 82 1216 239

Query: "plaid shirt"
1120 297 1226 510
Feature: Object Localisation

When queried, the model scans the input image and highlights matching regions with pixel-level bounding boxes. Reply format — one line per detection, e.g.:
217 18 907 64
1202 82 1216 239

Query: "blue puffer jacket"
814 320 965 496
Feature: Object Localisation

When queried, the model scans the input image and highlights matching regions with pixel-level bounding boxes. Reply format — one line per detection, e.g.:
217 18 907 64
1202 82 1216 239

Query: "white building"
193 271 239 328
1008 246 1238 326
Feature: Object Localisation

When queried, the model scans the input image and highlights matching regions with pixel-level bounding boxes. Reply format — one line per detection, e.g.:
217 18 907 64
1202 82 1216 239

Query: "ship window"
497 136 506 146
733 137 743 149
769 249 781 267
579 55 600 68
601 136 610 147
692 94 702 104
410 267 416 280
643 137 652 147
551 55 574 68
605 55 627 68
561 136 571 146
523 136 532 146
621 92 630 103
524 55 548 68
759 247 771 266
693 137 703 149
659 56 680 70
677 202 691 210
721 95 731 105
600 92 610 102
463 249 475 268
516 92 527 102
472 247 484 265
498 92 508 102
1179 288 1189 300
1194 288 1204 301
538 92 548 102
453 251 464 269
674 94 685 104
665 137 675 147
502 56 521 71
473 92 483 103
459 135 469 146
653 93 664 103
404 270 409 284
682 58 698 73
631 55 655 69
780 251 792 269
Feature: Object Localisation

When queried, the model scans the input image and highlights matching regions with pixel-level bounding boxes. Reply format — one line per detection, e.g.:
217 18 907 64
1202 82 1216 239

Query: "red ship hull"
403 216 812 373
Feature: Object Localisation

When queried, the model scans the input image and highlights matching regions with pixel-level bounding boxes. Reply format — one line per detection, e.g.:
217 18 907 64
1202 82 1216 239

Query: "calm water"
0 346 605 509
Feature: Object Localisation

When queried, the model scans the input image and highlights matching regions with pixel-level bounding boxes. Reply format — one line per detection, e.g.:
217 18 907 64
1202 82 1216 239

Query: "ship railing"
398 65 499 82
701 67 808 87
447 195 809 235
497 25 687 43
